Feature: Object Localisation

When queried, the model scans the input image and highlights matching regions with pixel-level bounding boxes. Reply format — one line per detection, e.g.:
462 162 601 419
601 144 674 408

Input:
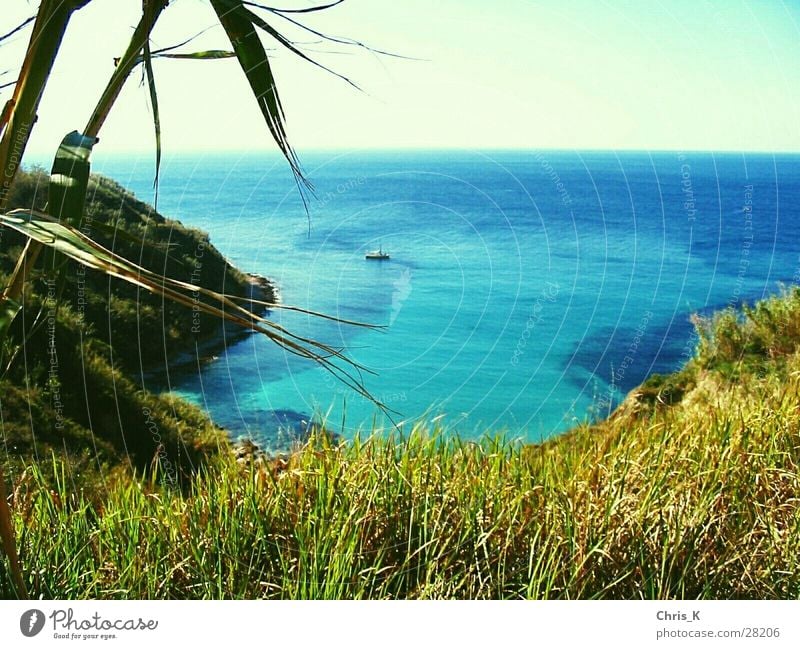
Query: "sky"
2 0 799 155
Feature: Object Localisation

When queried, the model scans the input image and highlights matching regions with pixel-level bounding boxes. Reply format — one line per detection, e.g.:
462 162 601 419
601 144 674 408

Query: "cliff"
0 168 275 488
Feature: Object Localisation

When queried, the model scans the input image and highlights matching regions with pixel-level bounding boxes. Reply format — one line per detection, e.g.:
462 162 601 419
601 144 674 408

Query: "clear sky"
3 0 799 155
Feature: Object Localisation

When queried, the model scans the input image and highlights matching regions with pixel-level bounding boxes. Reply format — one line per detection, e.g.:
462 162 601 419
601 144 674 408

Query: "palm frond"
209 0 309 191
241 5 361 90
141 26 161 206
0 0 84 208
48 130 98 223
245 1 417 60
0 208 386 410
244 1 345 14
150 23 224 55
152 49 237 60
0 0 89 337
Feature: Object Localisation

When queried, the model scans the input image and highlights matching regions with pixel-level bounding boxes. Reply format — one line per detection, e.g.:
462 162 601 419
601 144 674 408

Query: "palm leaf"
0 0 89 347
246 1 412 61
209 0 308 189
0 0 84 208
0 208 386 410
244 1 345 14
35 131 97 334
48 130 98 224
150 50 237 61
141 28 161 206
0 99 13 132
124 50 237 73
240 4 360 90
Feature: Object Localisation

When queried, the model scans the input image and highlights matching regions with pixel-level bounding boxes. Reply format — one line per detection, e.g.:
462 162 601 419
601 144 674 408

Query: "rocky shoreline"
143 272 279 379
143 266 335 457
245 272 279 305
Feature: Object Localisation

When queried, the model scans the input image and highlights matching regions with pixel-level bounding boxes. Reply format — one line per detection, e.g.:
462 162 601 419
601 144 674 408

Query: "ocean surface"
86 150 800 448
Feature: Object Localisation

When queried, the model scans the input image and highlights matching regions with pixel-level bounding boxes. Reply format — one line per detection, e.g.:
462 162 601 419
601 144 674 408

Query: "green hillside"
0 168 274 488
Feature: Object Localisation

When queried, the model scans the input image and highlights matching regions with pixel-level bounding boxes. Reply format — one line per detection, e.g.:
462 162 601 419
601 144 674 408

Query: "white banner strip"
1 600 797 648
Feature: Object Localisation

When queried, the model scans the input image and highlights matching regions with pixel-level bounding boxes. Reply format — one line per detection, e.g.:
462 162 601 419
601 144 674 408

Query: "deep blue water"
86 150 800 448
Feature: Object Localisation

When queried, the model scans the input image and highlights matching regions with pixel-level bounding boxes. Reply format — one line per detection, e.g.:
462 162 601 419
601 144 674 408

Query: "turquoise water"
90 150 800 447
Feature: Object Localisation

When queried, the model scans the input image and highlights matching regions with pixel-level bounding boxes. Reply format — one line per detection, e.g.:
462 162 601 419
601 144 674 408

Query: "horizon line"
22 145 800 158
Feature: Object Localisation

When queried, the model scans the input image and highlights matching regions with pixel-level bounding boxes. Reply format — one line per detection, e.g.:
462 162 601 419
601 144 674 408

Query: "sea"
83 149 799 449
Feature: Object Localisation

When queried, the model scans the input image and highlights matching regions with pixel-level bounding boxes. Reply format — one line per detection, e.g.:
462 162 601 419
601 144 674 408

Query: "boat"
365 245 390 260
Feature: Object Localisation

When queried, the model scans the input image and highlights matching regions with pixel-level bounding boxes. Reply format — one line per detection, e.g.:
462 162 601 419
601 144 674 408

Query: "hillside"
2 284 799 598
0 168 274 488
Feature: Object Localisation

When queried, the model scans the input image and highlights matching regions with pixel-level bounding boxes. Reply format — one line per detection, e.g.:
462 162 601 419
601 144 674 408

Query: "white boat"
365 245 390 260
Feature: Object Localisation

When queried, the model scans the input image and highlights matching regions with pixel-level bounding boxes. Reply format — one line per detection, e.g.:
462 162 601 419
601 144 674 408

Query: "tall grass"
2 288 800 599
2 379 798 598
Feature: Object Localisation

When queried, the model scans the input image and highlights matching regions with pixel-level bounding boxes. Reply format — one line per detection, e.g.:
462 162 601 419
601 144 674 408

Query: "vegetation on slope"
1 168 272 488
2 287 799 598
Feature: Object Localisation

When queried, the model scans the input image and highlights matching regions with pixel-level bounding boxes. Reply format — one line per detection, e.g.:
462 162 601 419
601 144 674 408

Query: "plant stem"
0 0 83 600
0 0 72 310
84 0 169 139
1 1 167 318
0 1 76 211
0 465 26 598
0 0 166 600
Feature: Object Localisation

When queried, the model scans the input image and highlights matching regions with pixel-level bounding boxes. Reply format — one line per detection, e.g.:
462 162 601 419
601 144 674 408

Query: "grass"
2 289 800 598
